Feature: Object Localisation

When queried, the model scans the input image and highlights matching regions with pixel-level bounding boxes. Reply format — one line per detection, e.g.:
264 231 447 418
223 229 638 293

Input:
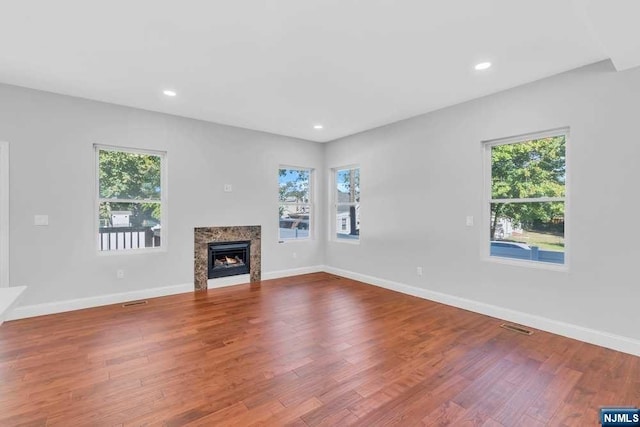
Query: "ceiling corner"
577 0 640 71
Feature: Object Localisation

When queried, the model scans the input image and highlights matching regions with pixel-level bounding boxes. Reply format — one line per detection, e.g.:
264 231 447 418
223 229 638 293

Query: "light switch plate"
466 216 474 226
34 215 49 226
224 184 233 192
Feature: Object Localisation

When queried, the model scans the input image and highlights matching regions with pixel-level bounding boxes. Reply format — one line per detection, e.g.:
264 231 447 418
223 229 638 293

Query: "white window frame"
482 128 569 271
278 166 314 242
95 144 168 255
331 165 360 244
0 141 8 287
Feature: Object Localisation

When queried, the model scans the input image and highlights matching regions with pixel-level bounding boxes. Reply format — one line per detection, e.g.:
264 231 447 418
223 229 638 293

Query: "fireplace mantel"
194 226 261 291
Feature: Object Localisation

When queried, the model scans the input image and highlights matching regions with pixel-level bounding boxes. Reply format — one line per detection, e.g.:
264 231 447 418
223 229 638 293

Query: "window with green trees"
279 167 312 240
96 146 166 251
486 131 566 265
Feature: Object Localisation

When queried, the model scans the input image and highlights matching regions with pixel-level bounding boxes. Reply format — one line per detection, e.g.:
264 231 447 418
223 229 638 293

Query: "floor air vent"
500 323 533 335
122 300 148 307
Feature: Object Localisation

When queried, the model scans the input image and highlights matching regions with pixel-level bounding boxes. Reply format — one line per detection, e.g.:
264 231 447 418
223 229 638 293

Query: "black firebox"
208 240 250 279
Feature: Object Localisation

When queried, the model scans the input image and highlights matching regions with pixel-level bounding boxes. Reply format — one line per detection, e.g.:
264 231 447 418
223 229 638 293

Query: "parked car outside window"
490 241 530 251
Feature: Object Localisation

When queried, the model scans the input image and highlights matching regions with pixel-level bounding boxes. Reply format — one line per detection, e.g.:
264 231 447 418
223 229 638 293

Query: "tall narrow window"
279 167 312 240
96 145 166 252
485 130 567 266
334 166 360 241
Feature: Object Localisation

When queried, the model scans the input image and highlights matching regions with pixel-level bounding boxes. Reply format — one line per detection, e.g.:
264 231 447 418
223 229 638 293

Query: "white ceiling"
1 1 638 142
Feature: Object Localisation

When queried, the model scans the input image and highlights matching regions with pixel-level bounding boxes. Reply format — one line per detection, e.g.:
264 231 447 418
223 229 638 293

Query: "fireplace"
208 240 250 279
194 226 260 290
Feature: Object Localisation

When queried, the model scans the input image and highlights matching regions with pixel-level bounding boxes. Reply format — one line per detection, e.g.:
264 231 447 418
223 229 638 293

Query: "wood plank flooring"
0 272 638 426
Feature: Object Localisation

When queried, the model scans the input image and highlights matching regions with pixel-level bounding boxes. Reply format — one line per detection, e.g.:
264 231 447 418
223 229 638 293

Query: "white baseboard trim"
6 283 193 321
6 266 326 321
0 286 27 325
262 265 324 281
8 265 638 357
324 266 640 357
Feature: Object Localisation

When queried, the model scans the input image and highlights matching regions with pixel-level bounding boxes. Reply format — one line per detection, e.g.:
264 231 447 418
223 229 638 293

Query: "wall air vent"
122 300 148 307
500 323 533 335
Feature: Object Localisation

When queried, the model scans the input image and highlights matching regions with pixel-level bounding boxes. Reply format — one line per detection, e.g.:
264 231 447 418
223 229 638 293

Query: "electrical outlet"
224 184 233 192
416 266 423 276
116 269 125 279
466 216 474 226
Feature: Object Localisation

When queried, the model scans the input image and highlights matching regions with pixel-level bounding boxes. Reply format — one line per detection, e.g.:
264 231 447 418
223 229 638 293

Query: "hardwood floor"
0 273 638 426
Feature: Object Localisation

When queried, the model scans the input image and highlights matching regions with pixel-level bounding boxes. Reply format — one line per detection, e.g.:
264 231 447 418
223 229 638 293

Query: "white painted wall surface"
0 141 8 289
325 60 640 341
0 84 325 306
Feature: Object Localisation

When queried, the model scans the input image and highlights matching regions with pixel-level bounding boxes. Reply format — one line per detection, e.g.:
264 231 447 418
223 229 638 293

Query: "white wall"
325 60 640 341
0 83 325 306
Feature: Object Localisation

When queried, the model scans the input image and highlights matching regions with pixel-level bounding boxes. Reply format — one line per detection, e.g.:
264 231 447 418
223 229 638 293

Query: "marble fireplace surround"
194 226 261 291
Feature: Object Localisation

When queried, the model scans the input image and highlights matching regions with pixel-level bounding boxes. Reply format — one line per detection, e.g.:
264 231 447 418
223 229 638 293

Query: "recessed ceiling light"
163 90 177 97
475 62 492 71
313 124 324 130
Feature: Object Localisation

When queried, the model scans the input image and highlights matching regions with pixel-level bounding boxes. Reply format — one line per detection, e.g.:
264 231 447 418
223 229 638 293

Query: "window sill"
483 255 568 272
331 238 360 245
278 238 313 244
97 247 167 256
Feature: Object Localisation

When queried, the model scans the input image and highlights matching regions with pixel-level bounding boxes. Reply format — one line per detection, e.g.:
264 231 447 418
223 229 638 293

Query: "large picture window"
485 130 567 266
96 145 166 251
279 167 312 240
334 166 360 241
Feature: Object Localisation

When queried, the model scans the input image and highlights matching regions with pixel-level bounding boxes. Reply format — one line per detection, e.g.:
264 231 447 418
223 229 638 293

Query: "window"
279 167 312 240
96 145 166 252
485 129 567 266
334 166 360 241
